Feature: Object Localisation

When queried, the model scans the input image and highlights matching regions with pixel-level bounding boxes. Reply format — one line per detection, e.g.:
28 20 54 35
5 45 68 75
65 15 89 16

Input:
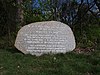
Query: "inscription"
25 29 67 52
15 21 76 56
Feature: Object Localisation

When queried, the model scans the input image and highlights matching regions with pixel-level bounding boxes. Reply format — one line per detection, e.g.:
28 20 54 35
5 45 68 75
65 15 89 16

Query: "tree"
16 0 24 26
0 0 17 47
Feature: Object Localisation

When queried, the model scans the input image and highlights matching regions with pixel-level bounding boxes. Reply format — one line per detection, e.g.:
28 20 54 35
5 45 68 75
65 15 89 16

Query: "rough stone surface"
15 21 76 56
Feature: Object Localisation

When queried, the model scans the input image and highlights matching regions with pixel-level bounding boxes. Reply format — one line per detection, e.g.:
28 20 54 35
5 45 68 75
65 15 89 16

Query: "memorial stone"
15 21 76 56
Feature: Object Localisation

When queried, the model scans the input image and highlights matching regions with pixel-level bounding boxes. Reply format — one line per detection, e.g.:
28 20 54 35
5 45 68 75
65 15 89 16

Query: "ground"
0 48 100 75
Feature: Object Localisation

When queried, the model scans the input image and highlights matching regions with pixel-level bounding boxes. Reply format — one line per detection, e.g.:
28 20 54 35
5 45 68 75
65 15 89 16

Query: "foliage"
0 1 100 74
74 24 100 48
0 0 100 49
0 0 18 47
0 0 17 36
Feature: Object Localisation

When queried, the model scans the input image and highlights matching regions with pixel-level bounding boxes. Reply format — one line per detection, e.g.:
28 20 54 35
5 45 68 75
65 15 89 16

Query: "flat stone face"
15 21 76 56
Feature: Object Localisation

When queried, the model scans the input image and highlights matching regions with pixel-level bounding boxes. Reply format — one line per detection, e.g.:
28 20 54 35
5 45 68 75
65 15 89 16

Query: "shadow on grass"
4 47 24 54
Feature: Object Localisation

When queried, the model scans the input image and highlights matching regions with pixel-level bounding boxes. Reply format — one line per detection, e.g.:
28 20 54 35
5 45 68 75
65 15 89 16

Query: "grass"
0 48 100 75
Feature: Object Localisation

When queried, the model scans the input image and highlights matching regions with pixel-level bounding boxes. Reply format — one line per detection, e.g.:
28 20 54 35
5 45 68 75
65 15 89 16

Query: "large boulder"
15 21 76 56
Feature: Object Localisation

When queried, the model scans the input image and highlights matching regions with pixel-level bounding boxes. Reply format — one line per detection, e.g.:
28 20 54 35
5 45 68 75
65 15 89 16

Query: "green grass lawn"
0 48 100 75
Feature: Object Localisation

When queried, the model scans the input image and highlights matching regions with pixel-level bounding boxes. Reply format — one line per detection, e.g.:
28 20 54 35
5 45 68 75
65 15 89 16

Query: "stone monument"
15 21 76 56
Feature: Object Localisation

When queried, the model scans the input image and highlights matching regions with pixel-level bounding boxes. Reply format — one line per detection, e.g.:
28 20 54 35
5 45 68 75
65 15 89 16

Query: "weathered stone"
15 21 76 56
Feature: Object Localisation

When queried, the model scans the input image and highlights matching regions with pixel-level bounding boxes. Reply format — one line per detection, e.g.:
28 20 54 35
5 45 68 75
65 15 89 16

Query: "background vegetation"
0 0 100 75
0 0 99 49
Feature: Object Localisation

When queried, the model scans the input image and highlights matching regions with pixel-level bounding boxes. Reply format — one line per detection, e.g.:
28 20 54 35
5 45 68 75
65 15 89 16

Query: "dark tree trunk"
16 0 24 27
